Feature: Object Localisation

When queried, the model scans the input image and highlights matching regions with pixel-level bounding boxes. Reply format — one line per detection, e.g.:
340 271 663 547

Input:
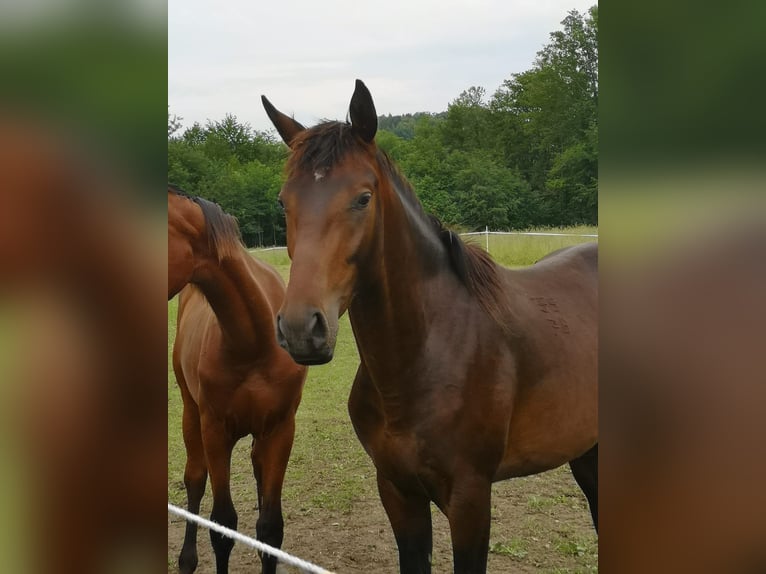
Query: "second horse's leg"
251 417 296 574
201 415 237 574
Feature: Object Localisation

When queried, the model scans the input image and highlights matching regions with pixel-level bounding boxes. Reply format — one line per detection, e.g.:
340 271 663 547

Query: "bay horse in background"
168 186 307 574
262 81 597 574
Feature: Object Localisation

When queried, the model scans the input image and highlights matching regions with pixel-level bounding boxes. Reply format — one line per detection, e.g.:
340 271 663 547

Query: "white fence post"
485 225 489 254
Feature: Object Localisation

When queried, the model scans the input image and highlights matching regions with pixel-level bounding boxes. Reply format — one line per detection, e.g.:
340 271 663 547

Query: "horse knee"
183 468 207 498
184 462 207 483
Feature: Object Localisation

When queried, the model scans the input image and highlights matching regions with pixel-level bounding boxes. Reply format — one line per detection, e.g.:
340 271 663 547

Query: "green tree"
167 6 598 238
168 109 182 139
545 119 598 224
182 122 206 146
450 150 534 230
442 87 494 153
167 114 288 245
168 138 217 190
490 6 598 224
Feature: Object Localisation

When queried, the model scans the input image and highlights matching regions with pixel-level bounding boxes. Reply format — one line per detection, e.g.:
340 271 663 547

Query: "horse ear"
261 95 306 148
348 79 377 143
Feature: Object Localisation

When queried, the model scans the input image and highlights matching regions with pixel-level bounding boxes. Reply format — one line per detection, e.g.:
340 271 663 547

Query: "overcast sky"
169 0 594 133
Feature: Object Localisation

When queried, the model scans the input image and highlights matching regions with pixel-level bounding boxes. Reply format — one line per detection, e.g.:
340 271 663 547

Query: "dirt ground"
168 464 597 573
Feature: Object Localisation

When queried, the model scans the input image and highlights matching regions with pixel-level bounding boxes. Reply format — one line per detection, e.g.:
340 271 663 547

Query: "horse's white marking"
314 170 325 181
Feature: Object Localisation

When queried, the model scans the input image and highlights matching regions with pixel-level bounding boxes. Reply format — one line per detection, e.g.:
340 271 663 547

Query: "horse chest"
351 399 452 498
369 429 440 489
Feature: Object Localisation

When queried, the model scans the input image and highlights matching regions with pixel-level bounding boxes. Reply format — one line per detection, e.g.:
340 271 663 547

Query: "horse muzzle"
276 307 335 365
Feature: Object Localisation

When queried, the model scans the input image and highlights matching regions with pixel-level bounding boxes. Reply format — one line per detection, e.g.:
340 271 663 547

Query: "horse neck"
193 247 280 357
349 181 451 372
168 195 202 297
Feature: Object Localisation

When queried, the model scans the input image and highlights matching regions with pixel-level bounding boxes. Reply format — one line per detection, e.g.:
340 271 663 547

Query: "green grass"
463 226 597 267
490 538 529 560
247 247 291 274
555 538 593 558
528 494 565 513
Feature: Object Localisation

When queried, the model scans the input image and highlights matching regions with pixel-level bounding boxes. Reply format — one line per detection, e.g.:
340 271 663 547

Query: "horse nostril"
276 310 328 357
310 312 327 342
275 314 288 349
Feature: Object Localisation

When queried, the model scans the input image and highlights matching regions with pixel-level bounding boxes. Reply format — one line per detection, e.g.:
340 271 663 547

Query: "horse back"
507 241 598 347
535 241 597 272
490 242 598 478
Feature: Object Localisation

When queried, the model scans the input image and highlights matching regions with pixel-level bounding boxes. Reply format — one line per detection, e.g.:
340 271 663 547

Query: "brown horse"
262 81 598 574
168 186 307 574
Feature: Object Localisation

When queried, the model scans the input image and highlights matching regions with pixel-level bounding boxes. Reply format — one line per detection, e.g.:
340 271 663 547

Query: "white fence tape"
168 503 335 574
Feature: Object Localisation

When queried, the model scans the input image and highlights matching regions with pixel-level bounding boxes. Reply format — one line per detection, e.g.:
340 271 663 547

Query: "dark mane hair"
428 215 510 324
284 130 510 326
168 184 242 260
286 121 371 175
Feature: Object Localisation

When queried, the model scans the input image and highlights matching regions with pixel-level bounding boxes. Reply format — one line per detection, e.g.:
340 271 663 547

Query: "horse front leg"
178 385 207 574
251 416 296 574
201 415 237 574
377 473 433 574
446 474 492 574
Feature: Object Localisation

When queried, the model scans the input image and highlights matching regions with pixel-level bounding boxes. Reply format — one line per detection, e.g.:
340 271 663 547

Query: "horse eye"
355 192 372 209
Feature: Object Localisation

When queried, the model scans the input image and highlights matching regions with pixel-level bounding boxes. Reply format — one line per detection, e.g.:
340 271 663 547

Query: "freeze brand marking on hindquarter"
530 296 571 335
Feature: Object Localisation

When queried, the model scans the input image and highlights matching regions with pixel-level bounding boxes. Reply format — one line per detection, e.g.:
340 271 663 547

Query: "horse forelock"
286 121 370 177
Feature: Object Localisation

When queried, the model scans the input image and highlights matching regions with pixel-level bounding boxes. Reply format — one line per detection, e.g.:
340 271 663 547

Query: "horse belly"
495 375 598 480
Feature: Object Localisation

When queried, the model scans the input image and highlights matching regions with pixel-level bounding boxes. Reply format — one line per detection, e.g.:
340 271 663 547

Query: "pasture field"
168 228 598 573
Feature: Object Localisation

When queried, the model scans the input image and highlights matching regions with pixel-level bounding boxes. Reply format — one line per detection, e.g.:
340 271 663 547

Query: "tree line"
168 6 597 247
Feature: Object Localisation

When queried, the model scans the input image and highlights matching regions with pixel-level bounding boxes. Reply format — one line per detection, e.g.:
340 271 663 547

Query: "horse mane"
168 184 243 261
284 127 510 326
427 215 510 323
